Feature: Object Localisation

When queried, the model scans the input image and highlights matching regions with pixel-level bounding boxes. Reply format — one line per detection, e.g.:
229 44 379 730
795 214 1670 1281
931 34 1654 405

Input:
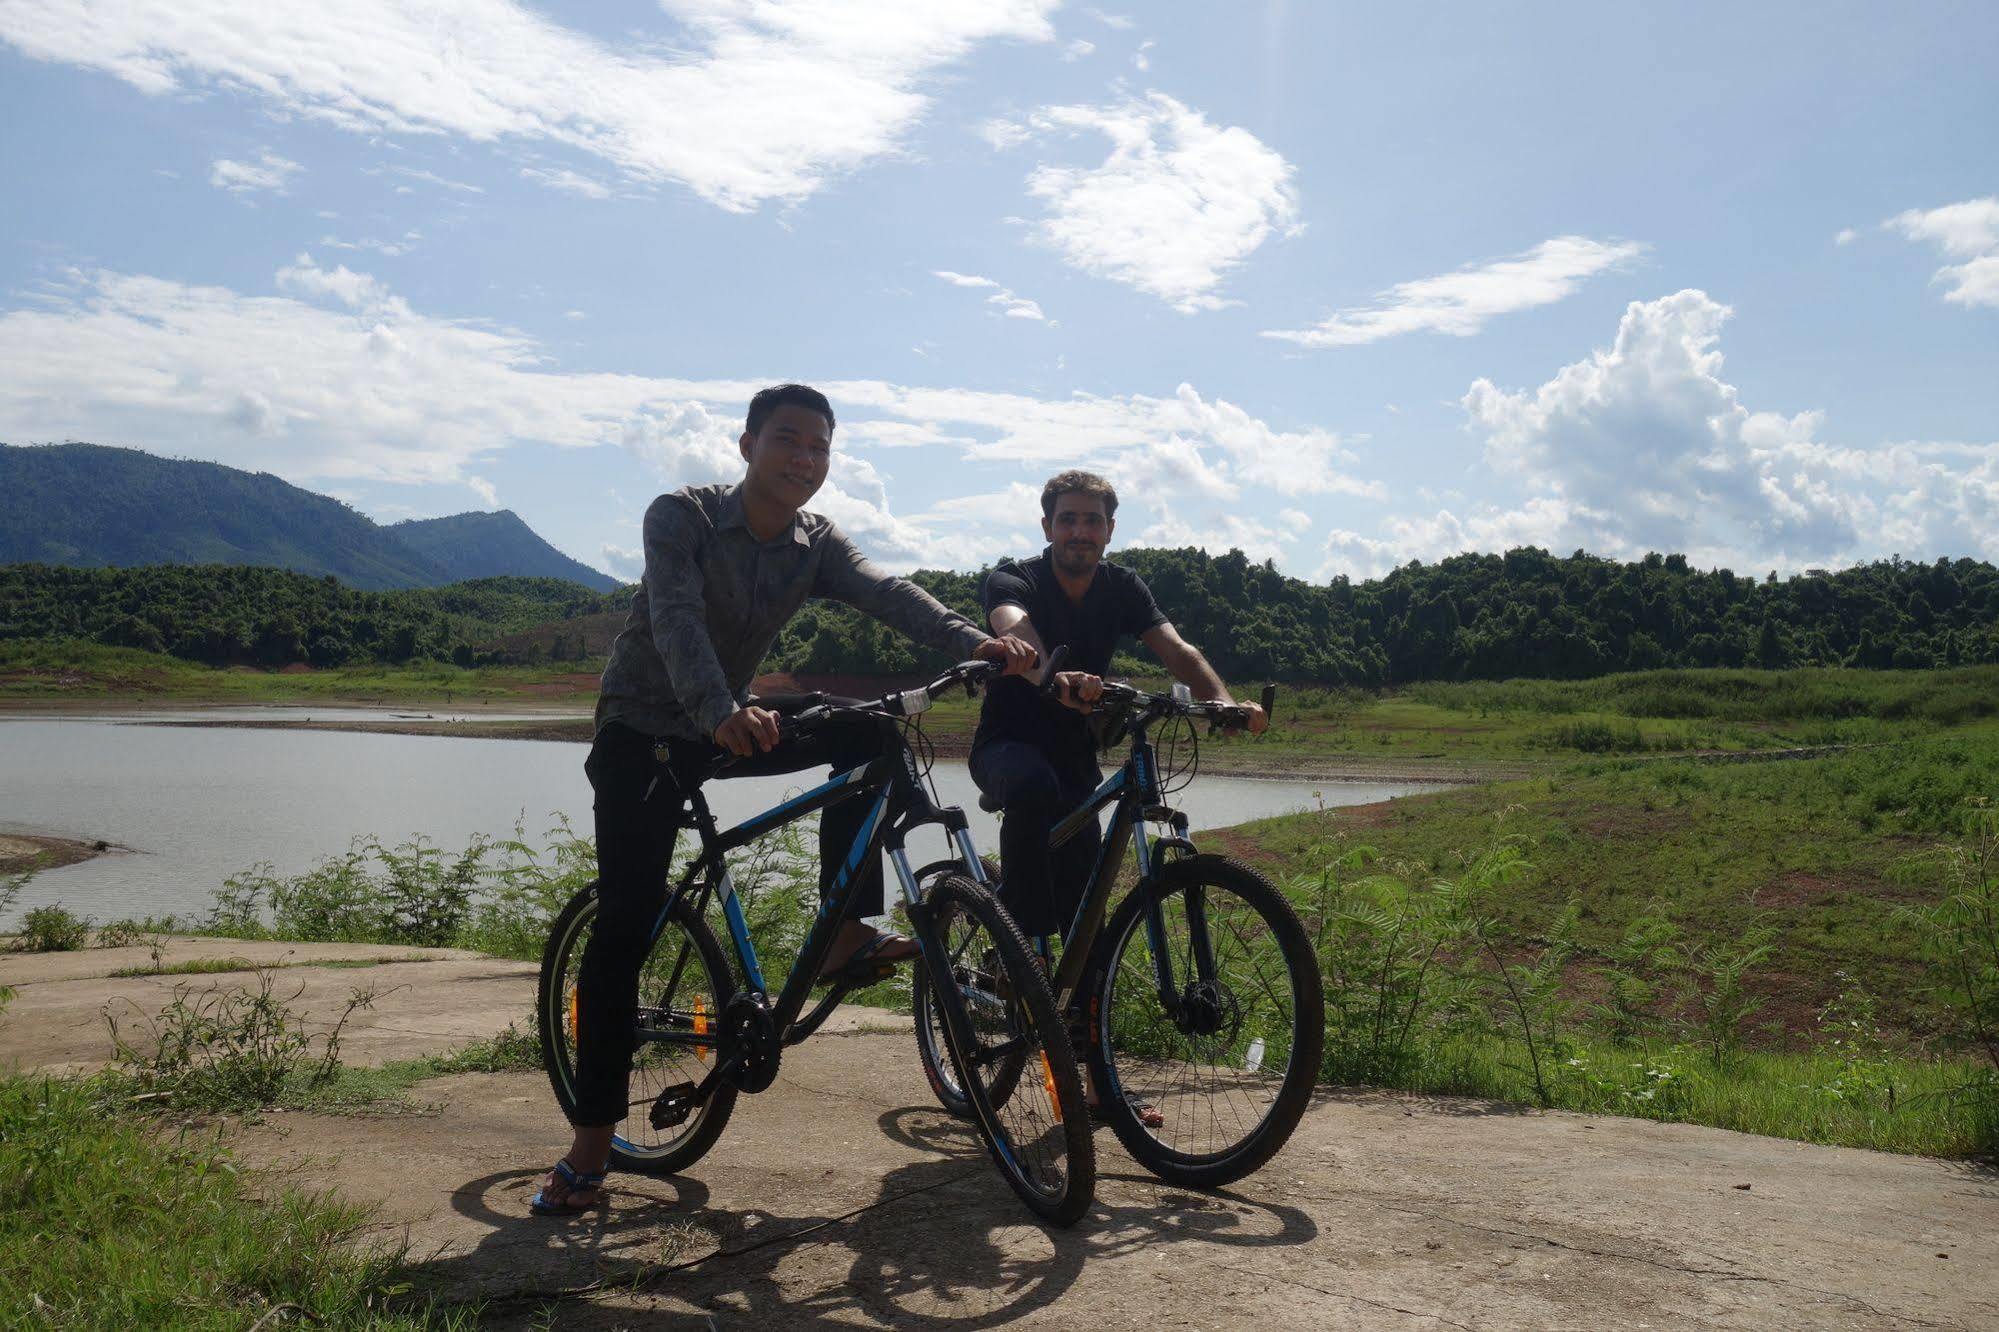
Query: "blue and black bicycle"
911 673 1325 1189
536 660 1094 1225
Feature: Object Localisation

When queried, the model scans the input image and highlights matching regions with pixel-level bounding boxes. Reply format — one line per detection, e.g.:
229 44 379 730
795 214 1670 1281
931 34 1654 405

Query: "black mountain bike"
911 673 1324 1189
538 661 1094 1225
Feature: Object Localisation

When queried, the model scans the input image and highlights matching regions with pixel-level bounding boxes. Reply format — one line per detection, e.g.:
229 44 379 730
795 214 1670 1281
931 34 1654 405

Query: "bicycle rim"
542 888 737 1171
1091 857 1322 1184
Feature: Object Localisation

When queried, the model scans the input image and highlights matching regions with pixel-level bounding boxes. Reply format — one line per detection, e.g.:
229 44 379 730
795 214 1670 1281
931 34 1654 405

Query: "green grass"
108 956 259 979
0 1076 467 1328
1223 729 1999 1047
1344 1033 1990 1157
106 954 440 979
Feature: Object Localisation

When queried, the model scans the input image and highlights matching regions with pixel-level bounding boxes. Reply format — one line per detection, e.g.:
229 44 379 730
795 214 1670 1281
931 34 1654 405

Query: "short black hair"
746 383 835 438
1041 469 1118 521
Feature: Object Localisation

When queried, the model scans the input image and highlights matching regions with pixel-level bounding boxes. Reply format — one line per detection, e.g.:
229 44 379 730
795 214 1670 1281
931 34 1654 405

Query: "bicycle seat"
977 792 1003 814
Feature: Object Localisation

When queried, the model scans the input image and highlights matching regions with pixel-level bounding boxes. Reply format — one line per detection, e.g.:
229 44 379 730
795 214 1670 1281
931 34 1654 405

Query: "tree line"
0 564 626 668
4 547 1998 682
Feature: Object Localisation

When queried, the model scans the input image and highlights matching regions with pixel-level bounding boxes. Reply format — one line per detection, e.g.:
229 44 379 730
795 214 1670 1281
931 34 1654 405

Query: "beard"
1052 541 1102 577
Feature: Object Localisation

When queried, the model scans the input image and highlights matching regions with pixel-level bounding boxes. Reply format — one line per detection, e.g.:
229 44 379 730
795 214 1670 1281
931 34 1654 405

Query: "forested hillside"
761 547 1999 684
387 511 617 591
4 546 1996 681
0 564 625 666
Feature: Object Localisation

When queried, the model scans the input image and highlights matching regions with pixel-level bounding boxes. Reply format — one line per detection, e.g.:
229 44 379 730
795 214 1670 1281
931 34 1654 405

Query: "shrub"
17 903 91 953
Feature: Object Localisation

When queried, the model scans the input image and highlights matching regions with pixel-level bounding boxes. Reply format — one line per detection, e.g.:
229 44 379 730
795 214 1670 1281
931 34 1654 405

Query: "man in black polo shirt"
970 470 1267 952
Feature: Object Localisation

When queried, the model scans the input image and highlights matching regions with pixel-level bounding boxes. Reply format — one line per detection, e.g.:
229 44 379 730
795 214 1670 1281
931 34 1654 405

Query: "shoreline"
0 833 114 875
5 702 1521 786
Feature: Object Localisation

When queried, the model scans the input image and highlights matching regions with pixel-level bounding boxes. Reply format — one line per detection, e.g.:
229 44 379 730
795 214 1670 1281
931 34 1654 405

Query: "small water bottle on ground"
1245 1037 1265 1072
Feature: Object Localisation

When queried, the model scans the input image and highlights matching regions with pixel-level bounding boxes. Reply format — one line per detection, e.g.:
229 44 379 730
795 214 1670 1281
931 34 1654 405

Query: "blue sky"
2 1 1994 582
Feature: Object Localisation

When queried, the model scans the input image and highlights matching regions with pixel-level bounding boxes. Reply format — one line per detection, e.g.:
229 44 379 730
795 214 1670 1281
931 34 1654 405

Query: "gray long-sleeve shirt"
596 482 988 740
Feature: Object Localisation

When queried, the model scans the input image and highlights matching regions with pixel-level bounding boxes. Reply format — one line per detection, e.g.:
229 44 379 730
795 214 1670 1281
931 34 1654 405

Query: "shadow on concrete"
406 1102 1317 1327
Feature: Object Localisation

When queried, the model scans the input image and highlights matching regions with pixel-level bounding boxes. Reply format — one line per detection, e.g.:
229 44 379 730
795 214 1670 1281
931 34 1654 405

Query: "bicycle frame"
1040 720 1202 1013
652 731 993 1057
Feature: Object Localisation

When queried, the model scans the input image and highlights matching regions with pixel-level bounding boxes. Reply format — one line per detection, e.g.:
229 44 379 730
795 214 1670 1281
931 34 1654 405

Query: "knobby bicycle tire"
921 873 1094 1226
538 881 740 1176
1083 854 1324 1188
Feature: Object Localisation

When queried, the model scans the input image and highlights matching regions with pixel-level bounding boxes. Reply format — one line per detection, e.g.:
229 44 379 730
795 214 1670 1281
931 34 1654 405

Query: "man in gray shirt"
534 383 1034 1215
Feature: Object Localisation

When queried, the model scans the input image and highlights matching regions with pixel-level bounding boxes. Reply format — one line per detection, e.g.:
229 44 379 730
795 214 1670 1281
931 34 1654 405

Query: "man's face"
739 403 831 510
1043 491 1113 577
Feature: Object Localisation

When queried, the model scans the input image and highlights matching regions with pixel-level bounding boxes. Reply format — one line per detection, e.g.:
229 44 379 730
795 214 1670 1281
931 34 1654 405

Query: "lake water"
0 712 1442 926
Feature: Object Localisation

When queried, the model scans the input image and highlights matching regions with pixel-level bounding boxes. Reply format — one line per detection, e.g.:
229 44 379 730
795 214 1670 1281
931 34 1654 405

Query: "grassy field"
1218 728 1999 1042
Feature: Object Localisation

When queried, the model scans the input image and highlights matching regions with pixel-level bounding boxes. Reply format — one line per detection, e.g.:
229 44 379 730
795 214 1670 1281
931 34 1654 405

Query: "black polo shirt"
972 550 1169 765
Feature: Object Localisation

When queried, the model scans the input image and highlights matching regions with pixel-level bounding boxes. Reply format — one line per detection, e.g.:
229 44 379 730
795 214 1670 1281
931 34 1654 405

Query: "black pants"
968 740 1103 940
570 713 893 1128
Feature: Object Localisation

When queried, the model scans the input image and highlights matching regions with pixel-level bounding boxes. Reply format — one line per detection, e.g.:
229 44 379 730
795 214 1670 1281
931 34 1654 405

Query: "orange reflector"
693 995 710 1063
1040 1053 1062 1123
567 988 579 1044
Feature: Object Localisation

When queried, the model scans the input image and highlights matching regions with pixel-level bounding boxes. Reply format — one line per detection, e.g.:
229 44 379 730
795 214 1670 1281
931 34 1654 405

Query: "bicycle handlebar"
1088 677 1274 732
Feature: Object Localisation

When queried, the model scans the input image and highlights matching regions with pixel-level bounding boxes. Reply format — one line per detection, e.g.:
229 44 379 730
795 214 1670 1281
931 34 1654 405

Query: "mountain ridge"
0 442 614 591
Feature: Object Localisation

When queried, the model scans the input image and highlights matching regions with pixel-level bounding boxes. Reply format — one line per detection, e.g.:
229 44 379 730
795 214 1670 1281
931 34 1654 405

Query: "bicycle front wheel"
1084 854 1324 1188
919 873 1094 1226
538 881 739 1175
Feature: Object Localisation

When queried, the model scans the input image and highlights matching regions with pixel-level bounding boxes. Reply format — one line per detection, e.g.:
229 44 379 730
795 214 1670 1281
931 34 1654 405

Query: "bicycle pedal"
648 1080 700 1130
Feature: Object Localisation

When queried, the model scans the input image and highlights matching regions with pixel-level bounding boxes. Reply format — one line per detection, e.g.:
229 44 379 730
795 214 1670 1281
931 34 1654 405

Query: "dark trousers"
968 740 1103 940
570 713 892 1128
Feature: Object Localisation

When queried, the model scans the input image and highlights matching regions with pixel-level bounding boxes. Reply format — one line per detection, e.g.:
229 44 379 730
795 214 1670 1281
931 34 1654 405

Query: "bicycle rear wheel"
1084 854 1323 1188
538 881 739 1175
919 873 1093 1226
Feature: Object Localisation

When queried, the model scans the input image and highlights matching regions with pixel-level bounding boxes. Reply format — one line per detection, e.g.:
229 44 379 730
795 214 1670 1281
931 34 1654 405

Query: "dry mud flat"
239 1042 1995 1330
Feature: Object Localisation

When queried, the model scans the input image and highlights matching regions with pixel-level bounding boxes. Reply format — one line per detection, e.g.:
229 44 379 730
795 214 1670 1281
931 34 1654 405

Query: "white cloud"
1084 9 1134 29
466 475 499 507
600 542 643 580
1132 39 1153 71
931 269 1047 321
563 309 587 321
1136 509 1312 564
0 0 1057 212
992 92 1300 312
1884 197 1999 307
320 231 421 258
0 262 1383 571
520 165 612 199
1319 498 1576 579
386 164 483 194
208 151 299 195
1061 38 1094 60
275 253 398 312
1262 237 1645 348
1834 227 1859 246
1452 289 1999 568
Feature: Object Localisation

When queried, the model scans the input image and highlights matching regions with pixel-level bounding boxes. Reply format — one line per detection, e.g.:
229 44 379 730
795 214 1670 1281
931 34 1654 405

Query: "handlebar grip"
1260 683 1277 722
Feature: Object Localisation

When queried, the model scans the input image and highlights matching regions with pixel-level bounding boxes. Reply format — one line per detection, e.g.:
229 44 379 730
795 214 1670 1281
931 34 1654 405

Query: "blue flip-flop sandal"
530 1158 608 1216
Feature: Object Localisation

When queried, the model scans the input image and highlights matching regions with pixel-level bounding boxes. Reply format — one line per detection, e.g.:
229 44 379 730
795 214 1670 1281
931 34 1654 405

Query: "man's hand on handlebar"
1053 671 1103 714
973 633 1039 677
1237 701 1269 735
714 705 782 757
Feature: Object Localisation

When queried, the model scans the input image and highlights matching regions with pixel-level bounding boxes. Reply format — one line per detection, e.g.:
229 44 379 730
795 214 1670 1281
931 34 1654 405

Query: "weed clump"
103 968 375 1113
